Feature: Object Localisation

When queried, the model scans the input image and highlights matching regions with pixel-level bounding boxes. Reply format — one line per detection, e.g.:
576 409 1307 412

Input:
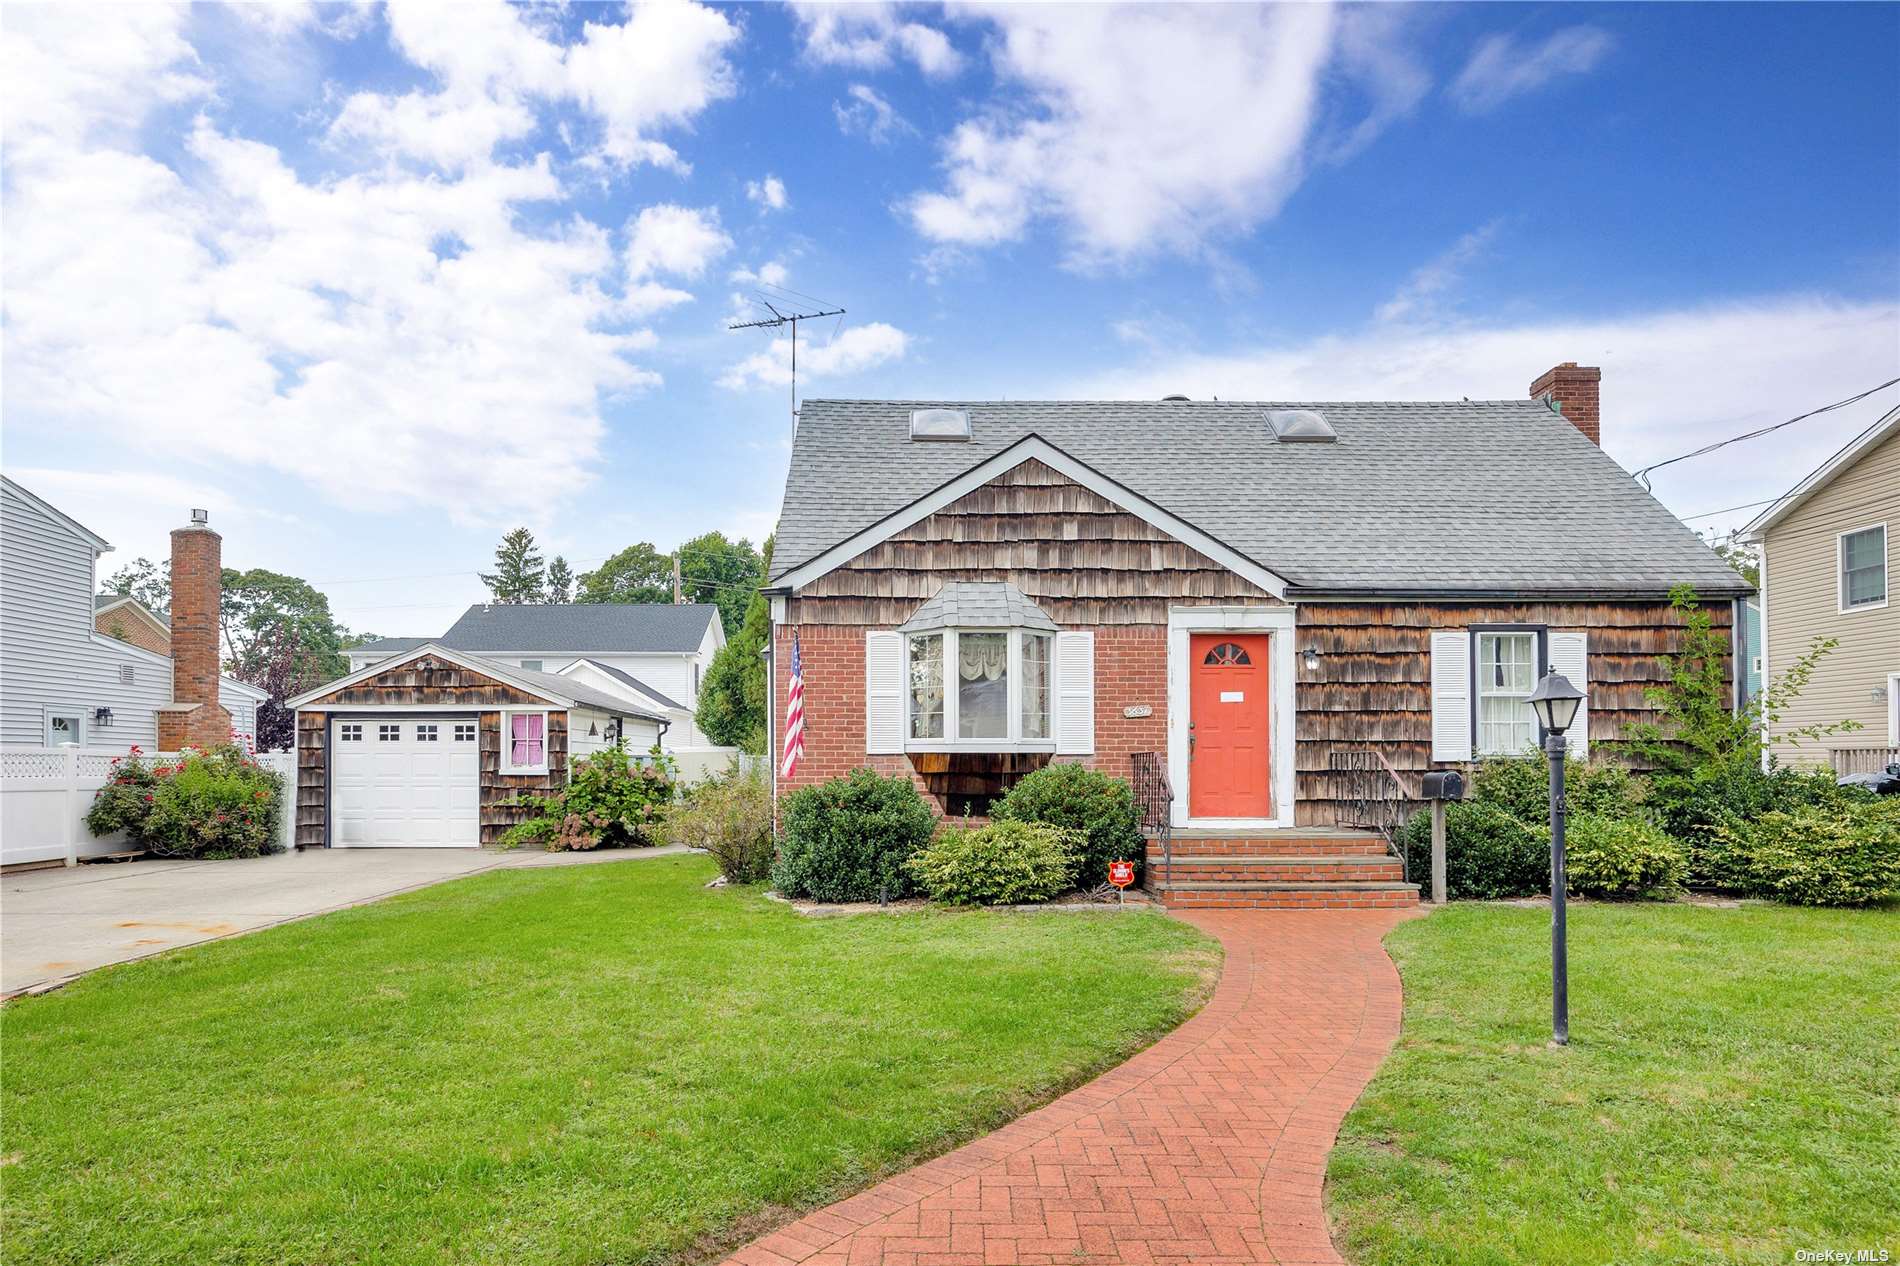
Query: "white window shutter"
1547 632 1589 759
1429 630 1472 762
865 631 903 755
1054 631 1095 755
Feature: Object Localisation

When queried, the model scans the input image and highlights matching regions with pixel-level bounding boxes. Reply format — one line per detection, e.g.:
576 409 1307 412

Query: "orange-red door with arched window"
1189 633 1272 818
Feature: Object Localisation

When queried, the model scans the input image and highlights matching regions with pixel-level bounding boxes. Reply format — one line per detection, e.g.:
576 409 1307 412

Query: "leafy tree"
676 531 763 635
576 541 672 605
697 535 773 752
105 557 170 613
480 527 545 604
220 569 350 682
1709 530 1761 588
544 555 574 603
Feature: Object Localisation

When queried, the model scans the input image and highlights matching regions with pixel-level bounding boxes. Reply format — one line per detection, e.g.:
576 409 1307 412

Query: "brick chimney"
1530 362 1601 444
156 509 233 751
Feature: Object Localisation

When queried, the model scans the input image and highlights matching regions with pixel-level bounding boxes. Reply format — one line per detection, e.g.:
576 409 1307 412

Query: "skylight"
1268 409 1337 443
909 408 972 441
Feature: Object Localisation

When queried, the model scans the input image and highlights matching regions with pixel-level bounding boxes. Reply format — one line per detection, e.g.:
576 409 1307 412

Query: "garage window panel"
417 724 438 742
454 723 476 742
378 723 401 742
340 723 363 742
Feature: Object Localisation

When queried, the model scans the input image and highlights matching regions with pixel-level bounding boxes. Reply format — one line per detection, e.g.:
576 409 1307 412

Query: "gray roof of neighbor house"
899 582 1060 633
573 658 685 710
95 593 168 624
439 603 720 653
770 399 1751 596
350 636 428 657
491 658 669 723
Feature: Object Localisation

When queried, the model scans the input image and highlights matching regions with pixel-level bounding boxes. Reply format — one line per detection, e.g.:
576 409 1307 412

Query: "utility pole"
728 300 845 426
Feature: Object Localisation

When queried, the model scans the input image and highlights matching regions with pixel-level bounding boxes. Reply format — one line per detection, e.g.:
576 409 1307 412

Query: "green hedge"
991 762 1144 889
1716 797 1900 907
907 820 1081 906
1398 801 1548 900
772 769 937 902
1564 813 1687 898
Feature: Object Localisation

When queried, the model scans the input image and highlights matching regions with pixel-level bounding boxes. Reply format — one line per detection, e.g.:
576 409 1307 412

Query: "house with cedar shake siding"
761 365 1751 907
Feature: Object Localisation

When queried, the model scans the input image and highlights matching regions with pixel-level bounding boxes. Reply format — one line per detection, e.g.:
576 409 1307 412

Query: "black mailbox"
1421 770 1465 801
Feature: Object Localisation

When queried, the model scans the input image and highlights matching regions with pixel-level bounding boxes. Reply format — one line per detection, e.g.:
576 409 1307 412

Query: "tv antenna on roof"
728 292 845 428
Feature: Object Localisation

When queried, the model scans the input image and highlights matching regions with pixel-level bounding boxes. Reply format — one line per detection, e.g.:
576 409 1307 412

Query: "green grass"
2 855 1218 1266
1328 901 1900 1265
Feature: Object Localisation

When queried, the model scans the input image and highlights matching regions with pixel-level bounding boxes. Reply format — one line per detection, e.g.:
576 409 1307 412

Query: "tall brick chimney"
156 509 233 751
1530 362 1602 444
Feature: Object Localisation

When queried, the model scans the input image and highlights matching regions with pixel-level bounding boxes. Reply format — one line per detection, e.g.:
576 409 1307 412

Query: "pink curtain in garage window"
511 713 544 766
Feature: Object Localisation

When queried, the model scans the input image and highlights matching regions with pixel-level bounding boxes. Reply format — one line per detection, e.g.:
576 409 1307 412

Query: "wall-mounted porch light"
1301 646 1321 674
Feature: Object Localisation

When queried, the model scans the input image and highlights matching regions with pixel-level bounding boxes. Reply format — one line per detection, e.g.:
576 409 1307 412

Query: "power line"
1633 377 1900 489
1678 496 1782 522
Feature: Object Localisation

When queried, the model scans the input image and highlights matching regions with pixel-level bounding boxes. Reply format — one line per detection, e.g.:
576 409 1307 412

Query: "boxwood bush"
1469 752 1647 824
1647 762 1859 889
1398 801 1548 899
1717 796 1900 907
1563 813 1687 898
906 820 1082 906
773 768 937 902
990 762 1144 889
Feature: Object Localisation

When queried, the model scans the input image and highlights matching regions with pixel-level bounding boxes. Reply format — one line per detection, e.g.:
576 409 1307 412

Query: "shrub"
990 762 1145 889
86 744 285 860
1398 801 1548 900
1717 798 1900 907
501 741 676 850
1648 762 1860 889
1563 813 1687 898
665 767 775 883
906 820 1082 906
773 768 937 902
1470 752 1646 824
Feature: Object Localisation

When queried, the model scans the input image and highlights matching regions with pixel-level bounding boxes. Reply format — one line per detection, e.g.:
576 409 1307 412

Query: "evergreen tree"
696 535 773 753
544 555 574 603
480 527 545 604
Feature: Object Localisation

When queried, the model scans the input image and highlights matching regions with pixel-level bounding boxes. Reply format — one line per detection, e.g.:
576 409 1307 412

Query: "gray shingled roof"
573 659 684 711
484 656 668 722
351 636 428 656
899 582 1059 633
440 603 719 653
769 399 1750 596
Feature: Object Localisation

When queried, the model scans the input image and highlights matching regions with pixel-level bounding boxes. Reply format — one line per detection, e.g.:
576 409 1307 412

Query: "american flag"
780 633 805 780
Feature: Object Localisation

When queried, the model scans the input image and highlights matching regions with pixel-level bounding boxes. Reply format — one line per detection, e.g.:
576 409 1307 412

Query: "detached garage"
288 645 666 849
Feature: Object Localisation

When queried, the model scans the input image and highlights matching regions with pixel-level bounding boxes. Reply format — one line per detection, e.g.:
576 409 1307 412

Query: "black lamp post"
1526 670 1585 1046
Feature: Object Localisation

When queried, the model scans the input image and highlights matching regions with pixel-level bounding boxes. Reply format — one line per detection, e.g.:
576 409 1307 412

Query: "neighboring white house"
348 603 729 750
0 477 268 752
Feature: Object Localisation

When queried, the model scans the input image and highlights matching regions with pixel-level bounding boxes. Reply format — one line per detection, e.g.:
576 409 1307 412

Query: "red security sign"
1108 860 1135 889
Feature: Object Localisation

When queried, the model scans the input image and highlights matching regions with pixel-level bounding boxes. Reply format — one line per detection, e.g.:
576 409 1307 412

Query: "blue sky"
4 1 1896 635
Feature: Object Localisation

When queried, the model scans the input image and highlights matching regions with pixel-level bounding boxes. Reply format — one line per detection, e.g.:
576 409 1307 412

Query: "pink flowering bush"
85 743 285 859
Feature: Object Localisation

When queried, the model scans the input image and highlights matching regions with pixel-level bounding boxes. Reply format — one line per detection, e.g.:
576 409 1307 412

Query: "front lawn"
1328 902 1900 1265
3 855 1218 1266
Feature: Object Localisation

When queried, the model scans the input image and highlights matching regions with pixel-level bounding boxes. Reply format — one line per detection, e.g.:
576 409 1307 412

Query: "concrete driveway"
2 845 692 997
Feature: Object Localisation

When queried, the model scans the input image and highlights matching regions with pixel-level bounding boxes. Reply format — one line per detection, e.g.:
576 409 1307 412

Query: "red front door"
1189 633 1272 819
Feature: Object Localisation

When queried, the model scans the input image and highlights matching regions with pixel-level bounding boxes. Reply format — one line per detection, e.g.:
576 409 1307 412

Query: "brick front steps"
1146 828 1420 910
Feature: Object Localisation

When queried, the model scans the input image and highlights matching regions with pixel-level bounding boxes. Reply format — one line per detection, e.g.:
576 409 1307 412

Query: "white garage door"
331 718 480 848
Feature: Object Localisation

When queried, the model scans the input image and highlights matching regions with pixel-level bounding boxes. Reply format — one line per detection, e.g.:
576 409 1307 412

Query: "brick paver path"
721 907 1419 1266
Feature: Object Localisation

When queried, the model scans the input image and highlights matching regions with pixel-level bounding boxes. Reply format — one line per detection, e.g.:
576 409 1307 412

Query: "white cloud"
905 4 1340 264
0 1 745 522
1451 26 1614 113
729 260 791 288
1375 220 1504 324
1074 296 1900 537
791 2 964 78
746 174 788 211
833 82 914 145
720 322 911 389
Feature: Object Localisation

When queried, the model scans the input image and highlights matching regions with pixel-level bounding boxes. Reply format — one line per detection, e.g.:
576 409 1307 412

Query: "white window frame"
904 628 1056 753
44 706 86 746
1473 629 1544 757
500 709 552 774
1889 672 1900 747
1838 522 1888 613
520 659 544 673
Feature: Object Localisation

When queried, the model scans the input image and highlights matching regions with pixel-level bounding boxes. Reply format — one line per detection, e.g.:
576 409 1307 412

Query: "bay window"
905 628 1054 749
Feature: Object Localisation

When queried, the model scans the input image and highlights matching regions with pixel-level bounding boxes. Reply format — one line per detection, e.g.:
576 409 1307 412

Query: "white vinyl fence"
657 748 766 787
1 747 297 868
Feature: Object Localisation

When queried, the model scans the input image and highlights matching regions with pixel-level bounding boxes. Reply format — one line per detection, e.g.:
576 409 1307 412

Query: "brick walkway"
721 907 1419 1266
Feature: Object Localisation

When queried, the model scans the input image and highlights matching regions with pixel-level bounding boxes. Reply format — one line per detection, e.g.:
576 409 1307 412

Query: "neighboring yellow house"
1743 406 1900 769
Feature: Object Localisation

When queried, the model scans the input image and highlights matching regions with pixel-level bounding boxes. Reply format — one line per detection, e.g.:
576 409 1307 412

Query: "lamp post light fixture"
1526 669 1586 1047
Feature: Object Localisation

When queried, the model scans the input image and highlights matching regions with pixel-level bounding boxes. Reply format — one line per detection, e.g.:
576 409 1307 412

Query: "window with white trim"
378 723 401 742
339 723 363 742
1840 525 1887 610
521 659 544 672
46 710 84 745
454 722 477 742
1474 631 1539 756
906 629 1054 748
502 711 549 772
416 724 438 742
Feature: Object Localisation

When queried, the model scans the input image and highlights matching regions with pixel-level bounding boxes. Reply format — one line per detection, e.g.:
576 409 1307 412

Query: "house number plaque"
1122 705 1152 719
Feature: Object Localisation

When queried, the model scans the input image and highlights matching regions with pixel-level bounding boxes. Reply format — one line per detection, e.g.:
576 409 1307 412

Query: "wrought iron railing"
1832 746 1900 775
1329 749 1416 883
1130 752 1173 888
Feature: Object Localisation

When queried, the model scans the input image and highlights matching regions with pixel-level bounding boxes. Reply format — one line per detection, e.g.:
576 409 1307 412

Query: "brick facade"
95 603 170 656
158 521 232 749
